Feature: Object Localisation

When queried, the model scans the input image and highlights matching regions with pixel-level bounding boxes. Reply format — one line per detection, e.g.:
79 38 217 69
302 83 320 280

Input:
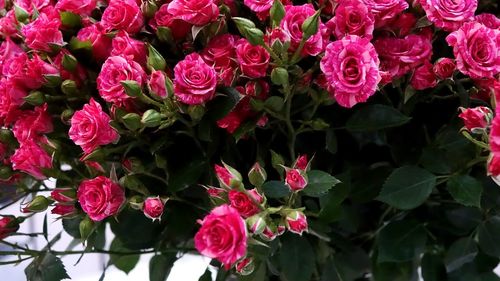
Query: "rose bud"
229 189 263 218
294 154 309 170
236 257 255 276
204 185 226 199
248 162 267 187
246 213 267 234
79 216 95 241
143 196 165 221
0 216 20 239
51 188 76 203
51 204 77 217
214 163 243 189
259 224 278 241
433 58 456 80
22 195 50 213
276 221 286 236
285 168 308 191
410 61 438 91
458 106 493 133
285 210 308 235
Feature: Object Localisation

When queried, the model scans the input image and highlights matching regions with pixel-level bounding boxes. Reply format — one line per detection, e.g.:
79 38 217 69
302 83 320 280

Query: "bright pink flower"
0 11 18 38
148 70 168 98
195 204 247 269
214 164 235 186
167 0 219 26
228 189 263 218
281 4 326 56
55 0 97 16
77 176 125 221
0 78 26 125
410 61 437 90
77 23 113 62
446 22 500 79
101 0 144 34
294 155 308 170
201 34 239 86
387 13 417 37
51 204 76 217
97 55 146 105
14 0 51 13
173 53 217 105
21 14 63 53
320 35 381 108
285 210 308 235
111 31 147 66
326 0 374 40
360 0 408 27
3 53 59 90
420 0 477 31
235 39 270 79
243 0 273 16
13 104 53 143
475 13 500 30
260 225 278 241
285 169 308 191
433 58 456 80
150 4 192 40
10 140 52 180
69 99 119 154
143 197 164 220
459 106 492 132
0 216 19 239
245 80 269 98
217 111 244 133
488 154 500 177
488 115 500 154
0 38 23 66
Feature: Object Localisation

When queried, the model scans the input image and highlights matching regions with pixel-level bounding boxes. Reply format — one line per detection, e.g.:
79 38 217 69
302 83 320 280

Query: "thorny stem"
262 44 284 66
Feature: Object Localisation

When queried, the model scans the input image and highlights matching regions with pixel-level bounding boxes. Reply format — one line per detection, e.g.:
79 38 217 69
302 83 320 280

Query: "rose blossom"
285 210 308 235
69 99 119 154
294 154 308 170
459 106 492 132
51 204 76 216
320 35 381 108
148 70 169 98
446 22 500 79
201 34 239 86
235 39 270 79
214 164 242 187
14 0 51 13
228 189 263 218
0 216 19 239
387 13 417 37
360 0 408 27
420 0 477 31
0 38 23 66
150 4 192 40
55 0 97 16
0 78 26 125
410 61 437 90
488 154 500 178
111 31 147 66
194 204 247 268
21 14 63 53
281 4 326 56
488 115 500 154
2 53 59 90
143 197 165 220
173 53 217 105
13 104 53 142
0 11 18 38
475 13 500 30
101 0 144 34
77 176 125 221
77 23 113 62
96 55 147 105
10 140 52 180
433 58 456 80
51 188 76 203
167 0 219 26
285 169 308 191
326 0 374 40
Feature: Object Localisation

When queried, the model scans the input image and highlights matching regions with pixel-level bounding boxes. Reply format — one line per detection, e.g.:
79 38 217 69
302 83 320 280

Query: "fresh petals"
77 176 125 221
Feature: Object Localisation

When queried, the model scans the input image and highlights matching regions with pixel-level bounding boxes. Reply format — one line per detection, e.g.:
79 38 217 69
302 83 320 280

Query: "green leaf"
372 261 417 281
269 0 285 27
478 216 500 258
279 234 315 281
110 238 140 274
325 129 337 154
446 175 482 208
377 220 427 263
378 166 436 210
270 150 285 175
25 253 70 281
445 237 478 272
62 217 82 239
149 254 177 281
264 96 284 112
198 269 212 281
168 159 206 192
262 180 290 198
303 170 340 197
421 253 447 281
346 104 411 132
321 247 369 281
319 173 350 223
207 87 241 121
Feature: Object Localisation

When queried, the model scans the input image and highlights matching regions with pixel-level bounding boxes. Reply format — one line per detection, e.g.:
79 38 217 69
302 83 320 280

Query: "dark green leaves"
447 175 482 208
279 235 315 281
149 254 177 281
378 166 436 210
25 253 70 281
110 238 140 274
478 217 500 258
262 180 290 198
346 104 411 132
377 220 427 262
303 170 340 197
445 237 478 272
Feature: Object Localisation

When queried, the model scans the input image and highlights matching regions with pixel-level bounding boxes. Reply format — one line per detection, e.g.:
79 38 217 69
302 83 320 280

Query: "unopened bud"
271 67 289 86
22 195 50 213
147 44 166 71
236 257 255 276
187 105 206 121
121 80 142 97
122 113 142 131
141 109 162 128
61 80 78 96
24 91 45 106
248 162 267 187
246 213 266 234
79 216 94 241
62 54 78 72
285 210 308 235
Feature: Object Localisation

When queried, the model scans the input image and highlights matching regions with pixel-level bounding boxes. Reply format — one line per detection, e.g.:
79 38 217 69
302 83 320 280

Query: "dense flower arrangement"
0 0 499 280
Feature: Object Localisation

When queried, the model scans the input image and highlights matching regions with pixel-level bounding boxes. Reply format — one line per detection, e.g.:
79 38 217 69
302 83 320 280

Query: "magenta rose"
111 31 147 66
51 204 76 217
10 140 52 180
13 104 53 143
0 216 19 239
55 0 97 16
326 0 374 40
142 197 165 220
14 0 51 13
101 0 144 34
285 169 308 191
488 114 500 154
201 34 239 86
0 78 26 125
243 0 273 18
420 0 477 31
77 23 113 62
173 53 217 105
150 4 192 40
195 204 247 269
361 0 408 27
0 38 23 66
148 70 169 98
235 39 270 79
69 99 119 154
475 13 500 30
410 61 437 91
320 35 381 108
388 13 417 37
97 55 146 105
228 189 263 218
488 154 500 177
459 106 492 132
285 210 308 235
446 22 500 79
0 11 18 38
21 14 63 52
433 58 456 80
167 0 219 26
77 176 125 221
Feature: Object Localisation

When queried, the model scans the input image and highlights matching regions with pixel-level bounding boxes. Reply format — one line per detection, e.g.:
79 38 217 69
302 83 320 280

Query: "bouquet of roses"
0 0 499 279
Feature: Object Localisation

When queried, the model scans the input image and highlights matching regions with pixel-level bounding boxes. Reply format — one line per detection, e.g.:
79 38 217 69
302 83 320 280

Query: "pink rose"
195 204 247 268
0 11 18 38
111 31 147 66
285 168 308 191
281 4 326 56
21 14 63 52
488 154 500 177
77 23 113 62
77 176 126 221
0 216 19 239
459 106 492 132
51 188 76 203
51 204 76 217
228 189 263 218
420 0 477 31
0 38 23 66
320 35 381 108
214 163 241 187
446 22 500 79
0 78 26 125
69 99 119 154
167 0 219 26
294 154 308 170
488 115 500 154
387 13 417 37
285 210 308 235
217 110 245 133
13 104 53 143
475 13 500 30
201 34 239 86
97 55 147 105
360 0 408 27
101 0 144 34
3 53 59 90
150 4 192 40
10 140 52 180
55 0 97 16
173 53 217 105
243 0 273 16
148 70 169 98
14 0 51 13
326 0 374 40
235 39 270 79
433 58 456 80
143 197 165 220
410 61 437 90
